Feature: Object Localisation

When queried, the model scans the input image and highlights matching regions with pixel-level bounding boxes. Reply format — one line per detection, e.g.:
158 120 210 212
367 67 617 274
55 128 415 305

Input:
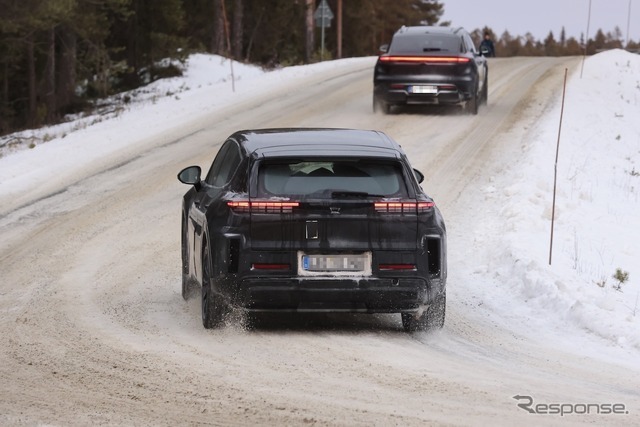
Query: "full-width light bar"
379 56 471 63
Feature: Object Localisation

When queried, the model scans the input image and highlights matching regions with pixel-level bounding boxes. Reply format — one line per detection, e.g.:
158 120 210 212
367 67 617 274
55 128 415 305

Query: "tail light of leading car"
227 200 299 213
391 83 457 91
378 56 471 64
374 201 434 213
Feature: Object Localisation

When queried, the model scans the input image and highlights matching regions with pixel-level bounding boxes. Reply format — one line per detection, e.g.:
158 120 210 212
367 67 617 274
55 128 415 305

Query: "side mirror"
178 166 202 189
379 44 389 53
413 168 424 184
480 47 490 56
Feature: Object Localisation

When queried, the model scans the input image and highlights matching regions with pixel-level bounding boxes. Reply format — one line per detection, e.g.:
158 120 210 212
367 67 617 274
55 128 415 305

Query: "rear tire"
481 74 488 105
402 292 446 332
373 95 390 114
465 89 478 115
201 243 225 329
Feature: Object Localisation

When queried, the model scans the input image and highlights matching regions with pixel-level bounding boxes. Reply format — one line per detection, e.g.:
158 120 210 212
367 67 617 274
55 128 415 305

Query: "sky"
0 50 639 359
441 0 640 43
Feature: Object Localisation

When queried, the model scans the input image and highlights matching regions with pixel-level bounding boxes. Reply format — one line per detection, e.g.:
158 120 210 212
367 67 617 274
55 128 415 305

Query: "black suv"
178 128 447 332
373 26 488 114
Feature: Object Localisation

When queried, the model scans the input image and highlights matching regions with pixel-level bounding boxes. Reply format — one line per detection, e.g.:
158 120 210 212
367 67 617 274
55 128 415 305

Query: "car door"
464 33 486 92
189 140 241 280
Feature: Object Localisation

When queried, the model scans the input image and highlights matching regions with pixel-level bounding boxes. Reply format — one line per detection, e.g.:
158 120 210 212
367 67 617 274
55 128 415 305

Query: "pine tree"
544 31 558 56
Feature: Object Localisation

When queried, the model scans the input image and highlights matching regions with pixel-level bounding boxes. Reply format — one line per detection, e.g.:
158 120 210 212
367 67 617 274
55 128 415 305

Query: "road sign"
314 0 334 28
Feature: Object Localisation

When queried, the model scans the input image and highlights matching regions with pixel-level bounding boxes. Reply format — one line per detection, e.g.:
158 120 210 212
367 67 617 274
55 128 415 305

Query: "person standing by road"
479 32 496 57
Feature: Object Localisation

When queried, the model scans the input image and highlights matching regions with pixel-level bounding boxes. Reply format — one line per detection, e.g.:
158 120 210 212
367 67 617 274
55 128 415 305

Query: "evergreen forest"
1 0 637 135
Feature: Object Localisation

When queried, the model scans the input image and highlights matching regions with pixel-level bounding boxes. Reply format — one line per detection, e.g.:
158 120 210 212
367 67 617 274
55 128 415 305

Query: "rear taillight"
379 264 416 271
379 56 470 64
228 200 299 213
374 201 434 213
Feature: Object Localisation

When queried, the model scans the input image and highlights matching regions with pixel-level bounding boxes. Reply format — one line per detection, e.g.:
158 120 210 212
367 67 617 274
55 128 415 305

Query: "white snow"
1 51 638 357
450 49 640 355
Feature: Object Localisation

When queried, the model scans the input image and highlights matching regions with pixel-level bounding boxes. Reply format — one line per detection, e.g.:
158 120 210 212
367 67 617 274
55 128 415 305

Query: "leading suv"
373 26 488 115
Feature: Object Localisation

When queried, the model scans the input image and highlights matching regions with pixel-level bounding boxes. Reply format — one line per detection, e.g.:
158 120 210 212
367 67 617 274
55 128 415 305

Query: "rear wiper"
331 191 385 199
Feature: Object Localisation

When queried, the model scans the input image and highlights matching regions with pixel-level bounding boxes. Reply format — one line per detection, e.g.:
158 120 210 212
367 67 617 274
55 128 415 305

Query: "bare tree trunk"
1 61 8 133
245 6 265 62
305 0 314 63
42 27 56 122
232 0 243 59
126 0 140 87
1 62 7 109
26 34 38 127
212 0 225 54
57 25 77 113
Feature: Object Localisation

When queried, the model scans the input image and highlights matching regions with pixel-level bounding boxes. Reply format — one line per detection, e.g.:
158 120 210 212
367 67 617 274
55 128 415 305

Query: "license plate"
298 252 372 276
410 85 437 94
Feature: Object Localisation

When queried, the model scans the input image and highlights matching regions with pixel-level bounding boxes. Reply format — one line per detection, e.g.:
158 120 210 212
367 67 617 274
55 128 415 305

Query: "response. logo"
512 395 629 416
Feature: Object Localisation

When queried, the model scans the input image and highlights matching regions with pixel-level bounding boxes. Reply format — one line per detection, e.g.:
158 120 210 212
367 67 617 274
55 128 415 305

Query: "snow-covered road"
1 54 638 425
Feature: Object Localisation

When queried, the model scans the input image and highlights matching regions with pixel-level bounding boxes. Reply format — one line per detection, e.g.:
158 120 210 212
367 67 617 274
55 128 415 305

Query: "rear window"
257 160 408 199
389 34 461 54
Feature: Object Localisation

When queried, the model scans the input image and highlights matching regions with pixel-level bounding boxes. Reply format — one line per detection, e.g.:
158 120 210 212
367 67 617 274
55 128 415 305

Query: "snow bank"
476 49 640 350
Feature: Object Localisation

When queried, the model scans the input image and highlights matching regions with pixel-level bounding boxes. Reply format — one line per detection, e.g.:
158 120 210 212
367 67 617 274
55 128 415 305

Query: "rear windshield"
389 34 461 54
257 160 409 199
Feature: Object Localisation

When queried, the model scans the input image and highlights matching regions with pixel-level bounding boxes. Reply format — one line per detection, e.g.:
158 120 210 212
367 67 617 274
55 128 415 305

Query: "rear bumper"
374 85 468 106
374 77 475 106
227 276 441 313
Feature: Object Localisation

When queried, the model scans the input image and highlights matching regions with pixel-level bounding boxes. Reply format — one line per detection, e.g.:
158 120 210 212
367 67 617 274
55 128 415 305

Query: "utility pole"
580 0 592 78
626 0 632 48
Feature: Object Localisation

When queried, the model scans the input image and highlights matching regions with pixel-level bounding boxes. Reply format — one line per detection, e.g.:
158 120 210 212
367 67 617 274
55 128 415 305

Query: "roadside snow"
457 49 640 352
0 55 371 202
0 51 638 354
